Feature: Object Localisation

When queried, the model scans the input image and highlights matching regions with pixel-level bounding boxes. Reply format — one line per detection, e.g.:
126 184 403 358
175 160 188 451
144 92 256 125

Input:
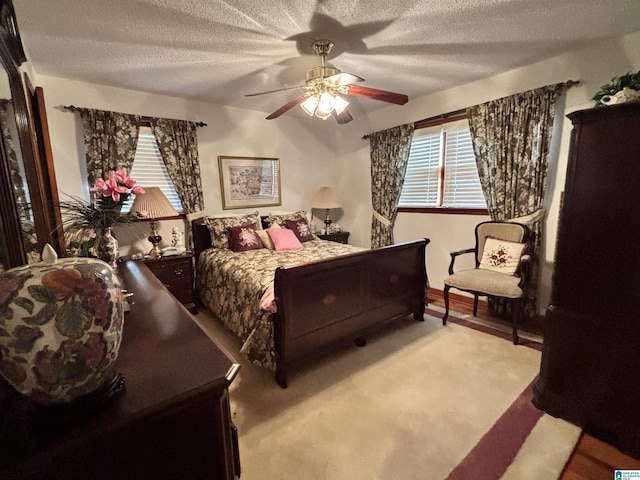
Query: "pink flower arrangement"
59 168 146 240
90 168 145 203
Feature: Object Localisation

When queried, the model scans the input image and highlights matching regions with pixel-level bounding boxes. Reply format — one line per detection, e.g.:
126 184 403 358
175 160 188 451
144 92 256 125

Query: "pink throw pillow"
267 227 303 251
227 223 263 252
285 218 314 243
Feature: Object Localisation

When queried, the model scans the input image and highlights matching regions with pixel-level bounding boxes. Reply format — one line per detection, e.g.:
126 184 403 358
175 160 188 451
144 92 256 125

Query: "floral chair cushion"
478 236 527 276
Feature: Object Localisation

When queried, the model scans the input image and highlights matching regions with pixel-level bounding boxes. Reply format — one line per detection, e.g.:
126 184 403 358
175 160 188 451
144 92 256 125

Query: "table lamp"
311 186 341 234
130 187 179 258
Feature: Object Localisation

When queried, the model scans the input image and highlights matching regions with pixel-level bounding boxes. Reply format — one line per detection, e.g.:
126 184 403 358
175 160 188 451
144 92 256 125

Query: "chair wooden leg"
473 295 479 317
443 285 451 325
511 298 521 345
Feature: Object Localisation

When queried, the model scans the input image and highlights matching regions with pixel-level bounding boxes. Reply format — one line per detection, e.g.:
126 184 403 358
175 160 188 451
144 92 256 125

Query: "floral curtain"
150 118 203 214
369 123 415 248
466 83 565 318
78 108 141 187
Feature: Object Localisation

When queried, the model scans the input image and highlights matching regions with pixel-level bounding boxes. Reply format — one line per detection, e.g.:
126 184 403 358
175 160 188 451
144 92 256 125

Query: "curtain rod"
361 79 581 140
62 105 208 127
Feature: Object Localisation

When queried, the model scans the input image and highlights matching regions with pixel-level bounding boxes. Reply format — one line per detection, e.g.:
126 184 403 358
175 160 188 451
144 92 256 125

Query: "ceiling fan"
245 39 409 124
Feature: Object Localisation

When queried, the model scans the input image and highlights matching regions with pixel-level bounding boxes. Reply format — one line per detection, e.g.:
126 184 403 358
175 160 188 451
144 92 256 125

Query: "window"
399 118 486 210
121 126 183 213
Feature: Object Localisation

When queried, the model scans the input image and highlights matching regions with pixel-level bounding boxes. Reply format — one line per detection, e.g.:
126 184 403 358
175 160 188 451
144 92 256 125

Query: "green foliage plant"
592 70 640 107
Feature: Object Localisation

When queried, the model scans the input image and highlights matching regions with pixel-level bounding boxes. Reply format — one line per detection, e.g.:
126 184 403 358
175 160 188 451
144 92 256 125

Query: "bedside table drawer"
143 255 197 313
317 231 350 244
147 258 190 283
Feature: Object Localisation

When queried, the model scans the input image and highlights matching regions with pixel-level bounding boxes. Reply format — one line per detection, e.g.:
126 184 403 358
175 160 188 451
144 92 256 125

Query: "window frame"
397 113 488 215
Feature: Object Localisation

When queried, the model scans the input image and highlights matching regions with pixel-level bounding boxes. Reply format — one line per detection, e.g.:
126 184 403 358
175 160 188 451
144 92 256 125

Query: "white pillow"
256 229 275 250
478 236 527 276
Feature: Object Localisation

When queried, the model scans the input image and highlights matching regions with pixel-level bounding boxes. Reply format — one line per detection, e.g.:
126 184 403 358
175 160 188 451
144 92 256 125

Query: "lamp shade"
311 186 341 209
130 187 178 218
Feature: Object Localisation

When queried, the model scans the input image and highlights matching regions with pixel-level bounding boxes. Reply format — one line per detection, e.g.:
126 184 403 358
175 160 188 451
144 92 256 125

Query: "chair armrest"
448 247 475 275
517 254 533 288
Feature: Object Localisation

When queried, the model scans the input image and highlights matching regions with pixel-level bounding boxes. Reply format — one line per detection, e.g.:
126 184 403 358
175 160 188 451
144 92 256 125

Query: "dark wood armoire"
533 101 640 458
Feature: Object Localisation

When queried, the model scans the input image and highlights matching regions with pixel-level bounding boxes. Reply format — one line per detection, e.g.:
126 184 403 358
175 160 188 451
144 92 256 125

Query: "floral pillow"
227 224 263 252
264 210 309 228
478 236 528 276
203 211 260 249
285 218 314 243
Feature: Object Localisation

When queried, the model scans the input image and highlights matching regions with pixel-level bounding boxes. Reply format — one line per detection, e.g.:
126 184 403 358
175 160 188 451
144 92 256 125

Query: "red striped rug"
427 307 575 480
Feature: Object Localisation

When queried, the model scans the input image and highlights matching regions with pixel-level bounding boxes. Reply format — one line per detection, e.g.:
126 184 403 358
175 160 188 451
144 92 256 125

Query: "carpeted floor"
193 307 581 480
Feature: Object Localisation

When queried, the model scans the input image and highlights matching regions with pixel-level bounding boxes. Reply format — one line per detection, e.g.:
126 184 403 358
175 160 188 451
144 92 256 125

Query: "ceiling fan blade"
245 85 306 97
334 110 353 124
265 94 309 120
346 85 409 105
325 72 365 86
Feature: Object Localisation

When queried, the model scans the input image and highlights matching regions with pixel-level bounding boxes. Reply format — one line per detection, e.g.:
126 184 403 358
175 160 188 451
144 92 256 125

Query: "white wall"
32 75 346 255
341 30 640 314
26 29 640 314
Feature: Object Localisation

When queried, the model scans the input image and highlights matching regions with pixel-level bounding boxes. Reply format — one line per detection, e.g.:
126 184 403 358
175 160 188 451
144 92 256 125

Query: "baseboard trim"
428 287 545 334
428 287 487 308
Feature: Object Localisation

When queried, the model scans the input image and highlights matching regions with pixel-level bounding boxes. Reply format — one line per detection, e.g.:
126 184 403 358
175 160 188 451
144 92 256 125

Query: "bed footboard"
273 238 429 388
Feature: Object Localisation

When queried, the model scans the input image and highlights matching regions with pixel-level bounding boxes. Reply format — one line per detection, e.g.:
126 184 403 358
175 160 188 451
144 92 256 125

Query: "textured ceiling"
12 0 640 120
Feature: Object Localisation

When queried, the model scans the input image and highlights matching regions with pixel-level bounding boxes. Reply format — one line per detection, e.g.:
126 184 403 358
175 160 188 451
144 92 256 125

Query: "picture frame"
218 156 281 210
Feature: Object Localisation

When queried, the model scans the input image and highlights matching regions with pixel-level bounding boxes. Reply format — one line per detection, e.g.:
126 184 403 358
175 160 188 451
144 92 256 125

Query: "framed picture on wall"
218 156 281 209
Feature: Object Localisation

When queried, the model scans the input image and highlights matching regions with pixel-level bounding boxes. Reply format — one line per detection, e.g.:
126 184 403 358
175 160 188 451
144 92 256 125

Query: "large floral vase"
96 227 119 268
0 257 124 404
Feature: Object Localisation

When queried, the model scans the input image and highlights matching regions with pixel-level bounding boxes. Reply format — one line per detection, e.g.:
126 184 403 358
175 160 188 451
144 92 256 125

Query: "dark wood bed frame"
192 218 430 388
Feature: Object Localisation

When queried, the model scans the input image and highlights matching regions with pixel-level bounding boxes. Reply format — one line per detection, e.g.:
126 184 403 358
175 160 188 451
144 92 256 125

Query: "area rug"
193 307 581 480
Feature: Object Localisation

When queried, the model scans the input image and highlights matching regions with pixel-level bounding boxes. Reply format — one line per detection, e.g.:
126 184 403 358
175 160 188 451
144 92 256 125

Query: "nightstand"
317 231 350 244
141 253 197 314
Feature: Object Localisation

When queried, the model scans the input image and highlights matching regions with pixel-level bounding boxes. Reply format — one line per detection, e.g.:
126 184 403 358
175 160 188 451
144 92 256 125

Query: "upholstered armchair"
442 221 531 344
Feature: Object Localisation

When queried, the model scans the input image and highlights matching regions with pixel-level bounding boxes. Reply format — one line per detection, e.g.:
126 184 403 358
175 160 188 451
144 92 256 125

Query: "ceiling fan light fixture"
317 92 335 115
300 96 319 116
333 95 349 115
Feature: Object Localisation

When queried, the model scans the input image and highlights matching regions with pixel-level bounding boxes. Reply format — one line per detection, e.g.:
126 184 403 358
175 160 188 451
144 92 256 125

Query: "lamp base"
324 208 332 234
148 240 162 258
148 219 162 258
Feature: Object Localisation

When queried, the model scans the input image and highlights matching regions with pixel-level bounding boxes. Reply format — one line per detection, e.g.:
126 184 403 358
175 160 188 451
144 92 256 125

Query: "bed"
192 212 429 388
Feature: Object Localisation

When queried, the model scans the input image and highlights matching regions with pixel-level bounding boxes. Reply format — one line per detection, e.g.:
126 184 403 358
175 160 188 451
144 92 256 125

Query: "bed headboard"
191 218 211 262
191 216 271 261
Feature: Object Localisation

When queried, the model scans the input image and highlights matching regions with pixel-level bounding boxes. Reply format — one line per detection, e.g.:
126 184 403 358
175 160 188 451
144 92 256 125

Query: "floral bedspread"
196 239 364 369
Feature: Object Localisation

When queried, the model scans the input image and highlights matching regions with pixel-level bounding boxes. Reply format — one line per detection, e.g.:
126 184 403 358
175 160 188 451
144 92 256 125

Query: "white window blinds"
399 118 486 209
122 126 183 213
441 123 486 208
398 131 441 207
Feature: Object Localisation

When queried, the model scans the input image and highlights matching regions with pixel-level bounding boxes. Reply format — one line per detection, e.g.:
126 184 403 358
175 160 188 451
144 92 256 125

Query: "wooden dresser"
533 102 640 458
0 261 241 479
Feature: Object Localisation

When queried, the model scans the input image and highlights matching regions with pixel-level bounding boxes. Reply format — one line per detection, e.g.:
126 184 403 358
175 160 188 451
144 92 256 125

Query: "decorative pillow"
227 223 263 252
264 210 309 228
267 227 303 251
478 236 528 276
285 218 314 243
203 211 260 249
257 228 279 250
